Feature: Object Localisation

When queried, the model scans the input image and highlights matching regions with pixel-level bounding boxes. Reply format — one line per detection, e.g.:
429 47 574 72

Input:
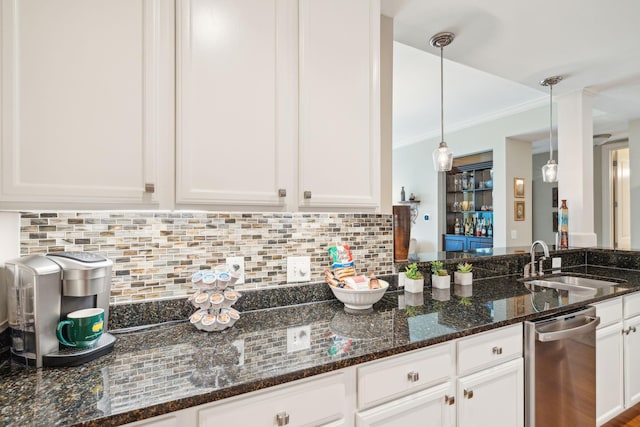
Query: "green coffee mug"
56 308 104 348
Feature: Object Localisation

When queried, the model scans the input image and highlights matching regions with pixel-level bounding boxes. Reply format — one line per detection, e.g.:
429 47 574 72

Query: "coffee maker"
5 251 116 367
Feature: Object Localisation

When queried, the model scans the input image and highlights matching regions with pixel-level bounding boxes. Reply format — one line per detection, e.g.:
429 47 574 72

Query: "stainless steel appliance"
524 306 600 426
5 252 116 367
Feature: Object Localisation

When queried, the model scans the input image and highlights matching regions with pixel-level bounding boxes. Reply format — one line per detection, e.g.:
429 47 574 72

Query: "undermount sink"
523 274 622 294
525 279 598 294
543 275 618 289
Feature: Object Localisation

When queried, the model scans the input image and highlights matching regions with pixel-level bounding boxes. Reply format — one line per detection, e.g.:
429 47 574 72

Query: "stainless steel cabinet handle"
492 346 503 355
623 328 630 335
304 191 312 199
275 412 290 426
278 189 287 197
144 183 155 193
444 394 455 405
407 371 420 382
632 326 637 333
464 389 474 399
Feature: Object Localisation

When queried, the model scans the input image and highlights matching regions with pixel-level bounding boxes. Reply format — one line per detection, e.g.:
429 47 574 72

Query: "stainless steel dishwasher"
524 306 600 427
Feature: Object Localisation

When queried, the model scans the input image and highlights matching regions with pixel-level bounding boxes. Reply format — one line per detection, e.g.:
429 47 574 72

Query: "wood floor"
604 404 640 427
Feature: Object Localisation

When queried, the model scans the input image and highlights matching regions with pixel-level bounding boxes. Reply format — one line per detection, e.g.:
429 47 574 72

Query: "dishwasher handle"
536 315 600 342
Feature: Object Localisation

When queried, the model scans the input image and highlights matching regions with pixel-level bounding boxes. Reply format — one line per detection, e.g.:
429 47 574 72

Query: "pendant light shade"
430 32 455 172
540 76 562 183
433 142 453 172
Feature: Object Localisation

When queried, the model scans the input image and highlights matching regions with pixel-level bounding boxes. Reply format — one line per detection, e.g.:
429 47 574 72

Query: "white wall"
505 138 533 246
0 212 21 331
532 151 558 244
393 106 548 252
630 119 640 247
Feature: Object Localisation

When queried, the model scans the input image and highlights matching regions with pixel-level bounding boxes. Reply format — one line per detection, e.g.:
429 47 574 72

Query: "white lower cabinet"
624 314 640 408
355 382 455 427
197 371 351 427
456 358 523 427
595 292 640 425
355 324 523 427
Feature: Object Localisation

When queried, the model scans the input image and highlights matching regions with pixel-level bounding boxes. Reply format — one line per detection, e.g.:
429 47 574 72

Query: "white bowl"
329 280 389 310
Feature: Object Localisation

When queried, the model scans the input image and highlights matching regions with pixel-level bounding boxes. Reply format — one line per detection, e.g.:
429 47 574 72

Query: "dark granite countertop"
2 265 640 427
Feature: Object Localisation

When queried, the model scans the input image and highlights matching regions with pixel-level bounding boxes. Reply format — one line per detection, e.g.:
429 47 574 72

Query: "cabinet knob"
304 191 312 199
444 394 455 405
278 189 287 197
407 371 420 382
492 346 503 355
464 389 474 399
144 183 155 193
275 412 290 426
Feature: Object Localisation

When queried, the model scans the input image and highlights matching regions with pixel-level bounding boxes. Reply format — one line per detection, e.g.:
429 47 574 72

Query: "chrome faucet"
524 240 550 278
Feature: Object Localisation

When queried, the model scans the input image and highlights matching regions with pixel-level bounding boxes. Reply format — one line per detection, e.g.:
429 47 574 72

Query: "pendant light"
430 32 455 172
540 76 563 183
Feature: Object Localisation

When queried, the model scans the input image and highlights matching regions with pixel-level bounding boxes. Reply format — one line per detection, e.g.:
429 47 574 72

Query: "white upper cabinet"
177 0 381 211
298 0 380 209
0 0 175 208
175 0 296 209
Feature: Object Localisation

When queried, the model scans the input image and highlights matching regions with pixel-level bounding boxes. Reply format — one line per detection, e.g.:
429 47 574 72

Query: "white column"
557 90 597 247
629 119 640 247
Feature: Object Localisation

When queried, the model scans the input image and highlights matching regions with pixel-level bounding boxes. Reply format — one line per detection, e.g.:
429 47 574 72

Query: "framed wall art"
514 178 525 198
515 201 525 221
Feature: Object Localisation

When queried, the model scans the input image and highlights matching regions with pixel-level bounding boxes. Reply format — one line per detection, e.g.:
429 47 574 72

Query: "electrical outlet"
511 230 518 239
287 325 311 353
552 257 562 273
287 256 311 283
226 256 245 284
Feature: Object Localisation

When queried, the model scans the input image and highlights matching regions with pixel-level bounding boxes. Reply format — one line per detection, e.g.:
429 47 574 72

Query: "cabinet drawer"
457 324 522 376
198 372 347 427
357 342 454 410
624 292 640 319
594 297 623 328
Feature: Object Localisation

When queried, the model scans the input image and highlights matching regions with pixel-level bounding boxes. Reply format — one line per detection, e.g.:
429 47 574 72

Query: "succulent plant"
457 262 473 273
404 263 423 280
431 260 448 276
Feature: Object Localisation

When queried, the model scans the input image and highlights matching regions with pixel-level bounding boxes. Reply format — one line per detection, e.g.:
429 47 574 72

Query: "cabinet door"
444 235 465 251
596 322 624 425
624 315 640 408
468 237 493 249
176 0 295 208
198 372 347 427
356 382 455 427
298 0 380 209
457 358 523 427
0 0 174 208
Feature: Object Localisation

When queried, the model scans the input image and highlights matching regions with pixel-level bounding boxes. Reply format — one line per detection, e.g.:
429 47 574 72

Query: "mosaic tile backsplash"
20 211 393 304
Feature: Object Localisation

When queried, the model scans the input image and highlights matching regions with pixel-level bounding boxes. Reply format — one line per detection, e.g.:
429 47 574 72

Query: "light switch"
287 256 311 283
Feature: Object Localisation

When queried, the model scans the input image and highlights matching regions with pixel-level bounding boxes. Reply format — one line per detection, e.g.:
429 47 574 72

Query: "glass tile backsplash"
20 211 393 304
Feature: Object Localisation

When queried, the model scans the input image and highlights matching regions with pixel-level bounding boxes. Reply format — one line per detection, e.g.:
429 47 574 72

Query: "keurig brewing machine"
5 251 116 367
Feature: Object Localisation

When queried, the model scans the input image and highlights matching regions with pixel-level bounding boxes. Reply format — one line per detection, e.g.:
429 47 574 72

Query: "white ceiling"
384 0 640 150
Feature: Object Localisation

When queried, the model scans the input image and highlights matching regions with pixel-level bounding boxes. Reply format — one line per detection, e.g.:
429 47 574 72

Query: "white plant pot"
431 274 451 289
404 278 424 293
454 271 473 285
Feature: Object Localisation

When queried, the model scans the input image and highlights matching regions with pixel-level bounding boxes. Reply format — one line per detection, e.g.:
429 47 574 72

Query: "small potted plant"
455 262 473 285
404 263 424 293
431 260 451 289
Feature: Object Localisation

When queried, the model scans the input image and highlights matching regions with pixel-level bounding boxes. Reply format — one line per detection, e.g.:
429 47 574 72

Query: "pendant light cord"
440 45 444 144
549 83 553 162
